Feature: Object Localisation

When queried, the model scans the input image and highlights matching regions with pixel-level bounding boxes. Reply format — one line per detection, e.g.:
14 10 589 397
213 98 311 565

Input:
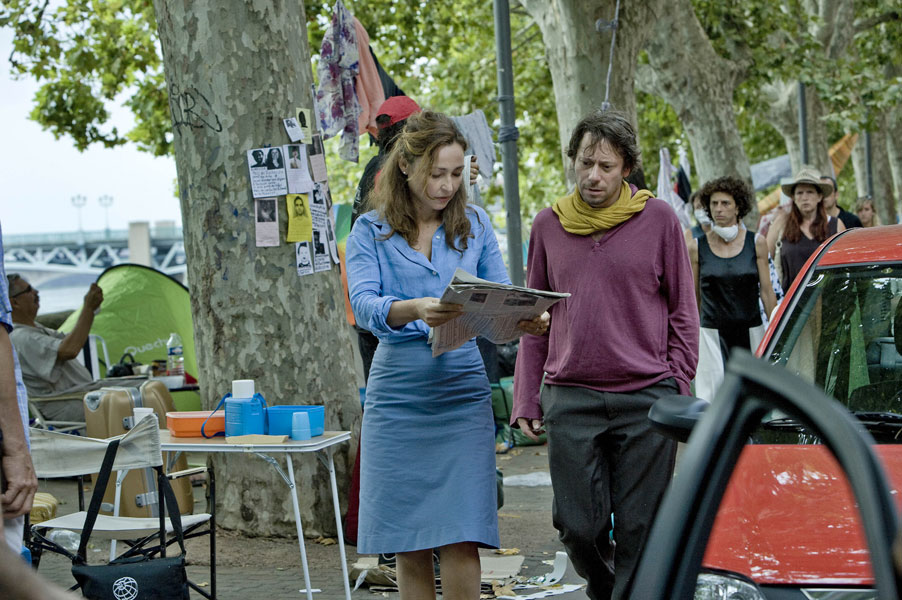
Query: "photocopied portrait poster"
308 134 328 182
284 144 314 194
296 241 314 277
312 229 331 272
255 198 279 247
295 107 312 142
283 117 303 142
247 147 288 198
286 194 313 243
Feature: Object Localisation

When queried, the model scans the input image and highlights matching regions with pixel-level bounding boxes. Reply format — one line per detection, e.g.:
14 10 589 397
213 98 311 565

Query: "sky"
0 29 181 236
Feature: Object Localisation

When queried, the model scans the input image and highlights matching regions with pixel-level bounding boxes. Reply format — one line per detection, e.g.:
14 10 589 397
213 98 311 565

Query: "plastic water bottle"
47 528 81 553
166 332 184 376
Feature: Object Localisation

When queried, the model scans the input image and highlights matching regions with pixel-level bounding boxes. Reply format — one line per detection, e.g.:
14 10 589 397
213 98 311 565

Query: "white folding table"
159 430 352 600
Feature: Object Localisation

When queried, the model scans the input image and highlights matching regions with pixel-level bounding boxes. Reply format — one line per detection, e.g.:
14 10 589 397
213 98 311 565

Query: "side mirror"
648 395 709 443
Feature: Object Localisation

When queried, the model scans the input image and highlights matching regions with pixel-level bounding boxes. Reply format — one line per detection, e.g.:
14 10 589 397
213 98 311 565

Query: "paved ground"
29 443 591 599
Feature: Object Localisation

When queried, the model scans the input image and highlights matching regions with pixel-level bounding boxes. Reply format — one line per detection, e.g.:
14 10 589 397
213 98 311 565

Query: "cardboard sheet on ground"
286 194 313 242
497 584 585 599
350 555 524 591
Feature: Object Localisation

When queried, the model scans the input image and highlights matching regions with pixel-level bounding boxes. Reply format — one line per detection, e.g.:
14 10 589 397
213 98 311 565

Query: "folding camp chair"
27 418 216 599
81 334 112 381
28 390 87 434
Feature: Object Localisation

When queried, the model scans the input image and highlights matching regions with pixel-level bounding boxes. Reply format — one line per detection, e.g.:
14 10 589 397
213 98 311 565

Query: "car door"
627 350 902 600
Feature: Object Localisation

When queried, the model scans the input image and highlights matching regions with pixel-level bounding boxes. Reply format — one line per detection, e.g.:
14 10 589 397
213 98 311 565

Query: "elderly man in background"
7 274 102 422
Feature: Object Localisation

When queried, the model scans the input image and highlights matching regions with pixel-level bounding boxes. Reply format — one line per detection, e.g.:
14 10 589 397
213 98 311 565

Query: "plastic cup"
291 411 311 441
133 407 156 427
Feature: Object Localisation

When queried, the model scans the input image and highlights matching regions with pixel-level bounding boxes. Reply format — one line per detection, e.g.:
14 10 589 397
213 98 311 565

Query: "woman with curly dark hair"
689 175 777 401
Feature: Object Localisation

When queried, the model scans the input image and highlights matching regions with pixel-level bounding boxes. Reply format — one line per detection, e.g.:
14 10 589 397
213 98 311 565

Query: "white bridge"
4 224 187 287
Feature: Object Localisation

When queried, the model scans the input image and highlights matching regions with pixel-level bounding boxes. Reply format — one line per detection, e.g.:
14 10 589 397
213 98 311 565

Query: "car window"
769 264 902 413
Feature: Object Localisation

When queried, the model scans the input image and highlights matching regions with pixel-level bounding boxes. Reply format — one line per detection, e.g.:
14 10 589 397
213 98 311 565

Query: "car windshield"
767 263 902 422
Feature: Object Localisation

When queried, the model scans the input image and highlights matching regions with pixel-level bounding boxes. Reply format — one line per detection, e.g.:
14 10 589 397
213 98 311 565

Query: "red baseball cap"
376 96 421 128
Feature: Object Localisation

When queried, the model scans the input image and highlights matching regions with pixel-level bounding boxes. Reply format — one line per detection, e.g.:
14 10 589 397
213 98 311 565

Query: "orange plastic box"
166 410 225 438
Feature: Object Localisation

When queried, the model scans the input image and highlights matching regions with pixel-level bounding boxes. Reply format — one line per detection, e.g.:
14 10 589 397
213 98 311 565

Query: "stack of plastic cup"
133 407 157 427
291 411 311 441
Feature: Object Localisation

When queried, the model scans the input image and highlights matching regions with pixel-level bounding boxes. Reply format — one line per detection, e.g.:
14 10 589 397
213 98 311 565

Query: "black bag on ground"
72 555 188 600
70 439 190 599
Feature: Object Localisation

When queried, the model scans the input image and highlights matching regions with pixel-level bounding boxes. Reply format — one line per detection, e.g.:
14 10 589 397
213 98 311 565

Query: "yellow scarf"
552 182 653 235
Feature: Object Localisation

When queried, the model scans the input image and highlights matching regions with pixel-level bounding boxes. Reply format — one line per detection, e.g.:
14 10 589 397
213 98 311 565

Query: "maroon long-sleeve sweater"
511 195 699 423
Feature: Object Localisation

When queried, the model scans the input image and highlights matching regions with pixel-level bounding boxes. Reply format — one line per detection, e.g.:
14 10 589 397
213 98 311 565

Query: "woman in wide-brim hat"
766 166 845 291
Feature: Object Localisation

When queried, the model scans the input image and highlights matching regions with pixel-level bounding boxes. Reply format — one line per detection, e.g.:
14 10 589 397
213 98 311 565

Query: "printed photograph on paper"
296 241 314 276
295 107 312 141
308 134 328 182
284 144 314 194
286 194 313 243
255 198 279 247
247 147 288 198
283 117 303 142
312 228 331 272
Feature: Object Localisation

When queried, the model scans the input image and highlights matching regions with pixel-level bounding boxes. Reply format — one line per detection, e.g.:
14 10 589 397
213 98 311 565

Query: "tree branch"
854 10 901 33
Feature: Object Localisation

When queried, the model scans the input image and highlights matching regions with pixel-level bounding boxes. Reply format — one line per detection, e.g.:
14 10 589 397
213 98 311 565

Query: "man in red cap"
350 95 423 234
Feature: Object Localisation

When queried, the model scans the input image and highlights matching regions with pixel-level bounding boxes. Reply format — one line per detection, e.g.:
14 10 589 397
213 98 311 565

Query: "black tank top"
780 217 838 291
699 230 762 329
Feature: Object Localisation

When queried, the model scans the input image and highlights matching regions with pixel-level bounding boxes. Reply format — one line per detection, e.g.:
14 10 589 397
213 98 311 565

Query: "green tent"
59 264 200 410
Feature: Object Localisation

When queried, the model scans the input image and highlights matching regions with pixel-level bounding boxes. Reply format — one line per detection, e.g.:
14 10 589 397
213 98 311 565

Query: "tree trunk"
152 0 361 536
885 109 902 221
521 0 662 182
852 127 898 226
762 0 853 179
636 0 756 225
763 81 834 177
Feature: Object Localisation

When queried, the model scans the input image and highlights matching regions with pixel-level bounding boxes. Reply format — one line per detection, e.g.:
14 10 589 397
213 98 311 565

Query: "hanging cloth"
314 0 361 162
352 18 385 138
370 48 405 98
656 147 692 228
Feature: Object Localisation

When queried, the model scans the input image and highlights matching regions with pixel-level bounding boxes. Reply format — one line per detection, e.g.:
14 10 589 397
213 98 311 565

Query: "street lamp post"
71 194 87 247
98 195 113 239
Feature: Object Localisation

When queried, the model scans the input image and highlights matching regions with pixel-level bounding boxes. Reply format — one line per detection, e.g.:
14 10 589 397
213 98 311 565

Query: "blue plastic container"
267 405 325 437
225 394 267 436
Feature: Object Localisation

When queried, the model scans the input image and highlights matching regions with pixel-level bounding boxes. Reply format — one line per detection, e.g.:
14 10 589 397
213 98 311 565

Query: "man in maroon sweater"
512 110 699 599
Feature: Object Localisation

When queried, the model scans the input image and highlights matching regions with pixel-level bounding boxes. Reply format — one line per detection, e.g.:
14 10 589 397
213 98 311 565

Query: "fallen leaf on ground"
314 536 337 545
494 548 520 555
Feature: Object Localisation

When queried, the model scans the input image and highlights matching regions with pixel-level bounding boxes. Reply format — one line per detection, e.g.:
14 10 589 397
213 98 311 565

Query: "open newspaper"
429 269 570 357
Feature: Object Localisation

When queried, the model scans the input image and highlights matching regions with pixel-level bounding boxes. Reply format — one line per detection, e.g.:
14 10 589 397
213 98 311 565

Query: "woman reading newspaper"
346 110 548 599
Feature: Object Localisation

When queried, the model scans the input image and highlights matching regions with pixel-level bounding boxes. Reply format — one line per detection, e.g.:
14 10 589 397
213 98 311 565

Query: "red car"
698 224 902 598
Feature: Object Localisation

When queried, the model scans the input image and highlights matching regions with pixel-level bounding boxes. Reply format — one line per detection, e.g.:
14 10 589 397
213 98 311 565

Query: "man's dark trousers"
541 379 678 600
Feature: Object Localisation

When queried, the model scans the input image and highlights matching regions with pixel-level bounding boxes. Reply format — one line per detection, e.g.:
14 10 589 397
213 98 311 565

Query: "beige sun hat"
781 166 833 197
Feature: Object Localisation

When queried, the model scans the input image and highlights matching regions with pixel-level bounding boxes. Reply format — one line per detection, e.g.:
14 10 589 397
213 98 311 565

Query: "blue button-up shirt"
0 222 31 445
347 205 510 343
